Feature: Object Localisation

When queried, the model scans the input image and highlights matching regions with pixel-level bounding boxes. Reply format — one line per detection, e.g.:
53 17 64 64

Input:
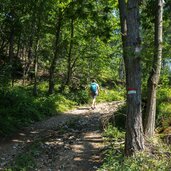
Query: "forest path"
0 101 124 171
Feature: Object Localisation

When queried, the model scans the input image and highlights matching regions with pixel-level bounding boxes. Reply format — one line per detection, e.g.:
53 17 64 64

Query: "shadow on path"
0 101 124 170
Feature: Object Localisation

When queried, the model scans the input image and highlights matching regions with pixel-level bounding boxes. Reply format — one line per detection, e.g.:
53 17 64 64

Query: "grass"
0 85 76 136
156 87 171 129
97 87 125 103
98 86 171 171
0 81 125 137
99 124 171 171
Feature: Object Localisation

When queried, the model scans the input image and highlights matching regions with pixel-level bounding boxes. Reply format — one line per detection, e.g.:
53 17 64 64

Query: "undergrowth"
99 124 171 171
65 86 125 105
156 87 171 129
97 87 125 103
0 85 76 136
0 82 124 137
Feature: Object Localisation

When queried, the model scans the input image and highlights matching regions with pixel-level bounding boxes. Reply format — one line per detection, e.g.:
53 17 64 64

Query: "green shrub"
0 64 11 90
156 87 171 127
0 86 76 136
99 125 171 171
103 124 125 142
66 89 90 104
157 87 171 103
97 88 125 102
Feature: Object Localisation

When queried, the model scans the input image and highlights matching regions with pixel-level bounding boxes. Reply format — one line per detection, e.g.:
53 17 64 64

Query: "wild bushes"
0 81 125 137
97 87 125 102
0 86 76 136
99 125 171 171
156 87 171 129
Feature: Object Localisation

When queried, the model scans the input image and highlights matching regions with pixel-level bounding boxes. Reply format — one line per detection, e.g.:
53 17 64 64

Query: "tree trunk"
16 34 21 58
119 0 144 156
22 48 27 86
33 39 39 96
144 0 164 137
118 0 127 81
22 18 35 85
9 27 15 86
66 18 74 86
48 11 62 94
24 19 35 83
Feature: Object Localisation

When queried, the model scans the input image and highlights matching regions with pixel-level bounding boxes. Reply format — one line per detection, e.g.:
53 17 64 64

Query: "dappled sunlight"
70 144 85 153
0 101 123 170
89 155 101 162
19 133 26 136
74 156 83 161
11 131 41 143
83 133 104 145
30 131 40 134
45 139 64 146
12 139 24 143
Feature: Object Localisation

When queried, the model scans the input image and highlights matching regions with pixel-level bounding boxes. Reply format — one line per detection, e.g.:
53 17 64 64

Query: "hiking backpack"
90 83 97 93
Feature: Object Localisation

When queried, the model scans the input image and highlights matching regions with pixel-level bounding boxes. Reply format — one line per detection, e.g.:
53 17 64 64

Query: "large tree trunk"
119 0 144 156
144 0 164 137
48 11 62 94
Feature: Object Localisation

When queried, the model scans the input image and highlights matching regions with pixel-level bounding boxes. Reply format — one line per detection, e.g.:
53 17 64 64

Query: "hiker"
90 79 100 109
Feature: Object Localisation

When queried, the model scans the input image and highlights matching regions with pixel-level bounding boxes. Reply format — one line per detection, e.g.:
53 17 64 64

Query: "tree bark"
118 0 127 81
48 11 62 94
144 0 164 137
33 40 39 96
22 17 35 85
66 18 74 86
16 34 21 58
9 27 15 87
119 0 144 156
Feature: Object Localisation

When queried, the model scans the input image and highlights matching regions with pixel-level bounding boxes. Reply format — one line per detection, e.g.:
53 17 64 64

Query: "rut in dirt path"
0 101 124 171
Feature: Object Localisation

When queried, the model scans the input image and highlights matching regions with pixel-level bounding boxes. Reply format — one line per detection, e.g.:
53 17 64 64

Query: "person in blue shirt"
90 79 100 109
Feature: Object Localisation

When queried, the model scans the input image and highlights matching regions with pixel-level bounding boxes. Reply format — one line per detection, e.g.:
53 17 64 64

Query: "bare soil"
0 101 124 171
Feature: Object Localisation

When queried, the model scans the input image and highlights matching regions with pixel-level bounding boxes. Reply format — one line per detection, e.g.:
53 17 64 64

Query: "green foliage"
0 64 11 89
0 85 76 136
157 87 171 102
97 88 125 103
112 105 126 129
156 87 171 128
143 86 171 130
103 125 125 142
0 80 124 137
65 86 125 105
160 68 170 86
99 125 171 171
66 89 90 104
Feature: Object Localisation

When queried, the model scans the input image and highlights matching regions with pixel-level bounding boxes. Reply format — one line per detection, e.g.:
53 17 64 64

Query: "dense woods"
0 0 171 170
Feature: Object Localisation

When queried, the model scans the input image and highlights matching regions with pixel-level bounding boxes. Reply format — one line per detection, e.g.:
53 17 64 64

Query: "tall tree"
144 0 164 137
48 7 63 94
118 0 144 156
65 18 74 86
9 21 15 86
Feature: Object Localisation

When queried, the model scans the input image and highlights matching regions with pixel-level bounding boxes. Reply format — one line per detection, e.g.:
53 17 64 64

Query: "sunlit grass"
99 125 171 171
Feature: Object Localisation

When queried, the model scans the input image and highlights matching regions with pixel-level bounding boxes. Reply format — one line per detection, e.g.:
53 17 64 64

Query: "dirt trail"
0 101 124 171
